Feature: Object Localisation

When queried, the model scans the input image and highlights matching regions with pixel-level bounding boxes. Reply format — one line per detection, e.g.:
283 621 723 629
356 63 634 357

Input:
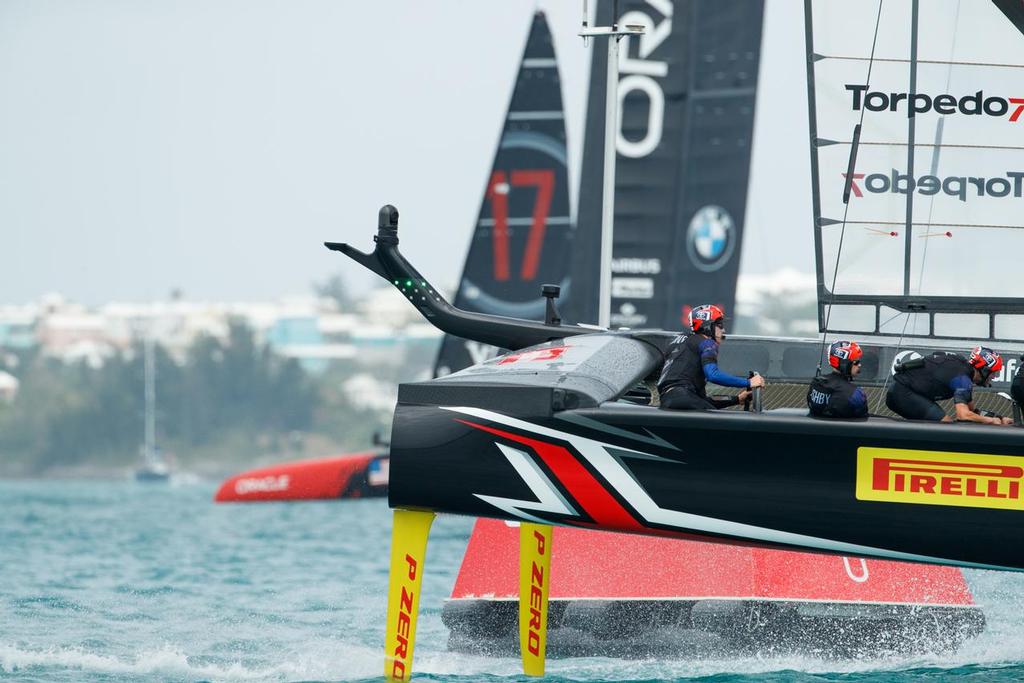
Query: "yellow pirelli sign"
856 447 1024 511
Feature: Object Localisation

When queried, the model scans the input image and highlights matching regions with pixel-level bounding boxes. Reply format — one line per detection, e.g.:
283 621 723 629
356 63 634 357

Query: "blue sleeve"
698 338 750 388
850 387 868 417
950 374 973 404
704 362 751 388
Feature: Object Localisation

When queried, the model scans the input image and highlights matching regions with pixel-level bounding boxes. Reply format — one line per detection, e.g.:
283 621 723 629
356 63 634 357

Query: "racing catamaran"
213 443 388 502
337 2 1024 676
337 202 1024 678
442 0 985 661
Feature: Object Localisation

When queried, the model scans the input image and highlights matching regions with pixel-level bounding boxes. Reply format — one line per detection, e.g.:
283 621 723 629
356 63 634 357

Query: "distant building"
267 314 358 372
343 373 398 412
0 305 37 349
1 285 444 372
36 305 117 366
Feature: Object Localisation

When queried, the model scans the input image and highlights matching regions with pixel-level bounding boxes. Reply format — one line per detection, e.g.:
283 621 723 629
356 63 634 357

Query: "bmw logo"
686 205 735 272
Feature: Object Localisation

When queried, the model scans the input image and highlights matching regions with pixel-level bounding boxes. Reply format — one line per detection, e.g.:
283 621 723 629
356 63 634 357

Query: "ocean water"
2 480 1024 683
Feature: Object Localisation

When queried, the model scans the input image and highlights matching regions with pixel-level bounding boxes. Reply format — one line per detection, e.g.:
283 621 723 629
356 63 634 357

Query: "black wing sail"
806 0 1024 341
567 0 765 330
433 12 572 376
992 0 1024 36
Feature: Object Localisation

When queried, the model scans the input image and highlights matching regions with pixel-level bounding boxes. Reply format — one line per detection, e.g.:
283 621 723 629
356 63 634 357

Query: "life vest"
657 333 713 399
894 352 973 402
806 372 866 418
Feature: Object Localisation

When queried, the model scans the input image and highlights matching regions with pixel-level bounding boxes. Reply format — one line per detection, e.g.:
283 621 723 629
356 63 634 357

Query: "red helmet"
828 340 863 377
690 304 725 334
969 346 1003 381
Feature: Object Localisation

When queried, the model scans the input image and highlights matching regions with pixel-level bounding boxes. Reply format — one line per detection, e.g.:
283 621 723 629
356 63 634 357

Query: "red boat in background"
213 449 388 502
443 519 985 657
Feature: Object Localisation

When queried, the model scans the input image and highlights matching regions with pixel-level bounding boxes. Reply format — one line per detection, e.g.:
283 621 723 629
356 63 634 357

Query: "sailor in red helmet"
807 340 868 418
657 304 765 410
886 346 1012 424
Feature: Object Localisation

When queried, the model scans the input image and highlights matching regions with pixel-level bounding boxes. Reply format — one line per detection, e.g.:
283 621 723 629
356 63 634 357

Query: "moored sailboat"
135 335 171 482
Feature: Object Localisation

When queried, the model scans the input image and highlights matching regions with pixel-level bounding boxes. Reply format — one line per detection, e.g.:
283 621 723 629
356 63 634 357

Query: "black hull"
390 400 1024 571
333 210 1024 574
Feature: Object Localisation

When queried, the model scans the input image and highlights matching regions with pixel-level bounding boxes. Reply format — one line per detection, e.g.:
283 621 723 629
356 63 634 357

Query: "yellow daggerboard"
519 522 552 677
384 509 435 682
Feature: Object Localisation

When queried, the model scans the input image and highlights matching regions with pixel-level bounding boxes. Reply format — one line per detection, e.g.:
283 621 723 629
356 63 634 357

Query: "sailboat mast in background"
144 334 156 468
135 330 170 482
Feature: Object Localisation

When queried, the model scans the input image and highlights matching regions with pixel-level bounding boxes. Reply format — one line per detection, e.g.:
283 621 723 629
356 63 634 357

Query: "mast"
803 0 827 332
902 0 920 296
569 0 765 332
144 334 156 463
579 1 644 328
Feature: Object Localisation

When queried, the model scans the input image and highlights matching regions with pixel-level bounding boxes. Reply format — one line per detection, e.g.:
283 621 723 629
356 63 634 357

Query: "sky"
0 0 812 306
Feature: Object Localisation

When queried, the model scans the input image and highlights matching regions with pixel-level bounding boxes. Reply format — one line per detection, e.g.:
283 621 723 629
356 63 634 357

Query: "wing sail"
568 0 766 330
433 12 572 376
807 0 1024 341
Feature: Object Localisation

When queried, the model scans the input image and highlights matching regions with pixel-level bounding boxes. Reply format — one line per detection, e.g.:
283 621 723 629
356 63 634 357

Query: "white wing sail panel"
806 0 1024 340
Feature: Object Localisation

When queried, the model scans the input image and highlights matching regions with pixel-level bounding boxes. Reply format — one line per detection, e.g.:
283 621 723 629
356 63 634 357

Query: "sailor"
657 304 764 410
885 346 1012 424
1010 356 1024 422
806 340 868 418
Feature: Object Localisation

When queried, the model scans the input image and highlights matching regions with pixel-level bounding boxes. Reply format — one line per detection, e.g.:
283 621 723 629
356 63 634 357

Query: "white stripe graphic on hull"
474 444 578 525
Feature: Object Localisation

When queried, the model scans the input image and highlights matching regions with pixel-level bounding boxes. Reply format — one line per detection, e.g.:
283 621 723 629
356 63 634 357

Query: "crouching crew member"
885 346 1012 424
807 340 868 418
1011 357 1024 423
658 304 765 411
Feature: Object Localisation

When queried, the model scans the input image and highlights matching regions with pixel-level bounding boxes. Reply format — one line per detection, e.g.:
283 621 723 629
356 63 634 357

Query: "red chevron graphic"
457 419 645 532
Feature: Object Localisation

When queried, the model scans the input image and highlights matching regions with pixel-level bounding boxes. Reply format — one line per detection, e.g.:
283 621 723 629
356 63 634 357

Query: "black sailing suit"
657 333 750 411
1011 357 1024 409
885 352 975 421
806 371 868 418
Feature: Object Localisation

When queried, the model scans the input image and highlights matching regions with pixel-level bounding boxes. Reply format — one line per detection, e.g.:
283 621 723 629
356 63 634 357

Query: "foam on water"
2 480 1024 683
0 643 365 681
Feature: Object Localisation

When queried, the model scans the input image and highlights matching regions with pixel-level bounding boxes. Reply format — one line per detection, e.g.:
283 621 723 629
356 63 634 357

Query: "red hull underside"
452 518 976 605
213 452 388 502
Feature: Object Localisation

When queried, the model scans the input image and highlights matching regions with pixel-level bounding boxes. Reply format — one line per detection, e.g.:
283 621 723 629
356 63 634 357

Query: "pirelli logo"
856 447 1024 511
